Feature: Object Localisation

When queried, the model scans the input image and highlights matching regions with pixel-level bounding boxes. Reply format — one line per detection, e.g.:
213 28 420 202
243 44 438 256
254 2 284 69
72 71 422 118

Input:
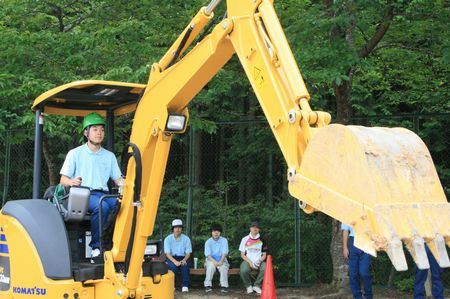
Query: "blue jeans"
348 237 372 299
166 256 190 287
413 245 444 299
88 191 117 249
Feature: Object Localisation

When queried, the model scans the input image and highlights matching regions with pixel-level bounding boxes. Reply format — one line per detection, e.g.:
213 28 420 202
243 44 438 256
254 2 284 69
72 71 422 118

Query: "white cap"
172 219 183 227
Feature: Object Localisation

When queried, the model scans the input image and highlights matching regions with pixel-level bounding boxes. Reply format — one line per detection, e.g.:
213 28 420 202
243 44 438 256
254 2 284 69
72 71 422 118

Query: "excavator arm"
109 0 449 297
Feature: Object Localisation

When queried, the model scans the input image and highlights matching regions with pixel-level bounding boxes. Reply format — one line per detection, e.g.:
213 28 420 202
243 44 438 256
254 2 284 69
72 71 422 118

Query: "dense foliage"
1 0 448 289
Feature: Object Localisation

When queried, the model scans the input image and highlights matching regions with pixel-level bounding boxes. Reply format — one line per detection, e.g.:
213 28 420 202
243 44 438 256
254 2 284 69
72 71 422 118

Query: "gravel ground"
173 285 412 299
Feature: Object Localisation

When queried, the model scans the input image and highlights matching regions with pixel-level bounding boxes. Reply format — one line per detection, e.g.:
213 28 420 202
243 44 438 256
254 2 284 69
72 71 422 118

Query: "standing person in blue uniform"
204 223 229 293
60 112 123 262
164 219 192 293
342 223 373 299
414 244 444 299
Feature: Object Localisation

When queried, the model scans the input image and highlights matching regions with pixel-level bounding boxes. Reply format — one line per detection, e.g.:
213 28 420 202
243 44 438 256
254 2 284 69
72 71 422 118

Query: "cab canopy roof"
31 80 146 117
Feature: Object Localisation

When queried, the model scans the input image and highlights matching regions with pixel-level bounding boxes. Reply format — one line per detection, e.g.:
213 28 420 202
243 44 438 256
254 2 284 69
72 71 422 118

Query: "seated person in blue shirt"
60 112 123 262
204 223 229 293
164 219 192 293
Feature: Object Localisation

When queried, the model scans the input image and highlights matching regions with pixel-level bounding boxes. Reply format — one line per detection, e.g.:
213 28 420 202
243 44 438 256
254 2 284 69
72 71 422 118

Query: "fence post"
186 128 195 237
295 200 301 286
32 109 44 199
2 131 11 207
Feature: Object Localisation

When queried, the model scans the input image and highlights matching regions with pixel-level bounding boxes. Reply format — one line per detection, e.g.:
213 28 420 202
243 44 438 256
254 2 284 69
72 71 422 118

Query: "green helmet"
82 112 106 131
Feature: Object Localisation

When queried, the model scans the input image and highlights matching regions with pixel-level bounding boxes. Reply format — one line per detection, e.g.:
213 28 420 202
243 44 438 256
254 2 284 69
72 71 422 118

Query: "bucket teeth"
386 237 408 271
428 235 450 268
408 237 430 270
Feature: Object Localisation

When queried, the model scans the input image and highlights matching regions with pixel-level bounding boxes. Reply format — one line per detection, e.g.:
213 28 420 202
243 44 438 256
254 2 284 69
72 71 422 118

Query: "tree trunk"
193 129 202 186
330 219 349 290
327 1 355 289
334 69 354 125
218 127 225 182
323 0 394 290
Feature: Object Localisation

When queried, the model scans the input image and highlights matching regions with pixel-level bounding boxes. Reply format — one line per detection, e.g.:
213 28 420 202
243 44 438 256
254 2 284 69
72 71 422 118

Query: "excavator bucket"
289 124 450 271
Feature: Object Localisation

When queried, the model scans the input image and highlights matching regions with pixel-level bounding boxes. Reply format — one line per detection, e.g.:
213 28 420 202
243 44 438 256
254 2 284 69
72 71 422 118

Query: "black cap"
250 221 261 228
210 223 222 232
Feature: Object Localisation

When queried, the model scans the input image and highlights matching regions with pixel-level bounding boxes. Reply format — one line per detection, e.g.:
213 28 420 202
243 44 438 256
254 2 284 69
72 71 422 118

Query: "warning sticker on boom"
253 66 265 87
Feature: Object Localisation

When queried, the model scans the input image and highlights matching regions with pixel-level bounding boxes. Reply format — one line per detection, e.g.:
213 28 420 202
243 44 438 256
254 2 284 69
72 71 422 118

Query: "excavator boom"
113 0 449 295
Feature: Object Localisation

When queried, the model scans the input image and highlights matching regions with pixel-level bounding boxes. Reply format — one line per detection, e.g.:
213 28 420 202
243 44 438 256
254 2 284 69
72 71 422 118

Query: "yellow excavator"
0 0 448 298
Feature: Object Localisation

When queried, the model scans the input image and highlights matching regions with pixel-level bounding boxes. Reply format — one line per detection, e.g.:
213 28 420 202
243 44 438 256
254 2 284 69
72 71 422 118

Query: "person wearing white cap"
164 219 192 292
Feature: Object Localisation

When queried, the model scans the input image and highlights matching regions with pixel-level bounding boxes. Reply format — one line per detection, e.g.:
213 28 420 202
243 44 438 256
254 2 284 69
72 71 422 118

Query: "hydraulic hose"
123 142 142 275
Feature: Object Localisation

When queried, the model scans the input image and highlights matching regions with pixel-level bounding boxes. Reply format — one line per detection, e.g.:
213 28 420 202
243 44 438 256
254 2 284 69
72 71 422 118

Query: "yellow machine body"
0 214 174 298
2 0 448 298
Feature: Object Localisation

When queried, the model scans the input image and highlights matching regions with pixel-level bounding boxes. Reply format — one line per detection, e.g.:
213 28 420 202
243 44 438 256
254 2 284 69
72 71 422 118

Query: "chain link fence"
0 113 448 290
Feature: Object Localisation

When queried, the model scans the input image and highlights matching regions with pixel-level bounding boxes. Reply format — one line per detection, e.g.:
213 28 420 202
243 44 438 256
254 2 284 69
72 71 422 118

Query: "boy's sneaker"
182 287 189 292
205 286 212 292
253 286 262 294
246 286 254 294
90 248 101 264
221 287 229 293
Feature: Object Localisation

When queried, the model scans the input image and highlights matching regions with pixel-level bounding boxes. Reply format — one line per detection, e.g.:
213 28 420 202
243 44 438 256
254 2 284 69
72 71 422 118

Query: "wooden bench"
190 268 240 275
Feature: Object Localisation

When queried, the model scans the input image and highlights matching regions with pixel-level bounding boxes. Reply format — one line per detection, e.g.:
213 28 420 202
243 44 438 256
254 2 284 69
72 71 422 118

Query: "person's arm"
342 229 349 258
180 236 192 265
205 240 218 265
239 237 257 268
60 150 80 186
166 253 181 266
260 252 267 262
180 253 190 265
113 176 124 187
260 239 268 263
240 251 257 269
207 255 218 265
218 254 226 266
60 175 81 187
217 238 228 266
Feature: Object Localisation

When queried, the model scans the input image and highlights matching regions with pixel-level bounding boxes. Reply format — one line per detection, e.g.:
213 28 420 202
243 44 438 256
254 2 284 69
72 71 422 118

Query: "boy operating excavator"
60 112 123 262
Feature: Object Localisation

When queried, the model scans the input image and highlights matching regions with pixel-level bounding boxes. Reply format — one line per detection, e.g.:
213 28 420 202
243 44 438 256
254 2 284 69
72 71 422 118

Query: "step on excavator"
0 0 448 298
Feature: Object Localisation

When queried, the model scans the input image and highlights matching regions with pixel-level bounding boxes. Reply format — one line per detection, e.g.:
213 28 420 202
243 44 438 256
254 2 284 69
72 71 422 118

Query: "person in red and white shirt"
238 221 268 294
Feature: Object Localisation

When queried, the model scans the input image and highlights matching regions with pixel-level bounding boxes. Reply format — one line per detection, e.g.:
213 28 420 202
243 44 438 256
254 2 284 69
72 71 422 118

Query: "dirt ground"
174 285 412 299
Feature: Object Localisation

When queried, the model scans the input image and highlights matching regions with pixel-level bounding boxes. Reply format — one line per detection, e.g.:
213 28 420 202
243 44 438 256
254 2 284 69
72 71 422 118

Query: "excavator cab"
30 80 145 259
1 81 169 286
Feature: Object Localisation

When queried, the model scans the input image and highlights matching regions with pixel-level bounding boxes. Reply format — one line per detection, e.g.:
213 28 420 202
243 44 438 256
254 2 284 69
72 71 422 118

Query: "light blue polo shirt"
164 233 192 257
341 223 355 237
60 144 121 191
204 236 228 262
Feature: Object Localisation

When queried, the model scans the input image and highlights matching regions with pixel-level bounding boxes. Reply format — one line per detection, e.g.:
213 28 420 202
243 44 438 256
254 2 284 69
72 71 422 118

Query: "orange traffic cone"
261 255 276 299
